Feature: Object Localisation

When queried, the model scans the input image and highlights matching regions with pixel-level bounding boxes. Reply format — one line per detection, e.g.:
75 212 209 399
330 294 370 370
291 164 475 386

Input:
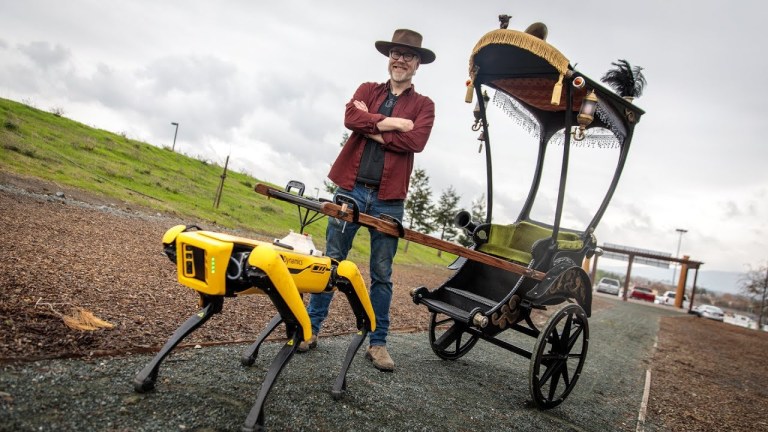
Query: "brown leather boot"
297 335 317 353
365 345 394 372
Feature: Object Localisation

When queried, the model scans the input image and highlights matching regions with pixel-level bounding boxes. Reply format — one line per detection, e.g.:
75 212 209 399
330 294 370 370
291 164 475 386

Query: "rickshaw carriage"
408 24 645 408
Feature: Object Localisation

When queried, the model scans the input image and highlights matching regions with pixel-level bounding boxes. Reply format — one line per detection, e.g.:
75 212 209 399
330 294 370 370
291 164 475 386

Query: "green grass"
0 97 455 267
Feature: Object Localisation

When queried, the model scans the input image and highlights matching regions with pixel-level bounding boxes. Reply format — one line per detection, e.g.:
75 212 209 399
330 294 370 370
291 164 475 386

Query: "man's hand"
365 133 385 144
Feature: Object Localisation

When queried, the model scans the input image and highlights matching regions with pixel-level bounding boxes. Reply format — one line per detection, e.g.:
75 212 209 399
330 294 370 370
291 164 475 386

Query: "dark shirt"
328 81 435 200
356 91 398 185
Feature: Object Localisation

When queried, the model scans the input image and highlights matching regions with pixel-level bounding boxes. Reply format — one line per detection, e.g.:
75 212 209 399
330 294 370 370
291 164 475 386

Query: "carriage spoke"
567 324 584 350
561 363 571 388
538 360 557 386
434 323 462 351
540 353 557 367
561 315 573 347
548 328 561 347
547 368 561 401
429 313 480 360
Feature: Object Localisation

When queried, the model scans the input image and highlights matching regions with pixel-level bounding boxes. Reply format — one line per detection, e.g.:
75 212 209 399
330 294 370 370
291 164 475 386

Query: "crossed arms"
352 100 413 144
343 82 434 154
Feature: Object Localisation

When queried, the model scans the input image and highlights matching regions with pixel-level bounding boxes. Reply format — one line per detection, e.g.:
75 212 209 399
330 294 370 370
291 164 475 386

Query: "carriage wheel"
428 312 480 360
528 304 589 409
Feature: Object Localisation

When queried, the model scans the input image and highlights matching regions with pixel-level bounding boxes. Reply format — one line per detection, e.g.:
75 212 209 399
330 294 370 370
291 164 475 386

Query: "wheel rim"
529 304 589 409
428 312 480 360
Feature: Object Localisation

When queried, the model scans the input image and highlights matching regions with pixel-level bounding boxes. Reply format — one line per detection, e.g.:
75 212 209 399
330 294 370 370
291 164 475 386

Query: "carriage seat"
477 221 583 265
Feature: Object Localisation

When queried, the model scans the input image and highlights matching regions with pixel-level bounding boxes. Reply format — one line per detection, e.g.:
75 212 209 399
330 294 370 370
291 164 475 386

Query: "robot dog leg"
133 294 223 392
240 248 376 430
238 245 311 432
330 260 375 399
240 314 282 367
239 243 334 366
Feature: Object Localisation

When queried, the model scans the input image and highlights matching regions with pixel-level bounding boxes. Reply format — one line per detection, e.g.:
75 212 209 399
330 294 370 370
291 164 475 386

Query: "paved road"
1 297 685 431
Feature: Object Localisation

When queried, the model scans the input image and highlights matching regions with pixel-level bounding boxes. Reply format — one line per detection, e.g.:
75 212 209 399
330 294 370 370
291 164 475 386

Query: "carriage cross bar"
254 183 546 281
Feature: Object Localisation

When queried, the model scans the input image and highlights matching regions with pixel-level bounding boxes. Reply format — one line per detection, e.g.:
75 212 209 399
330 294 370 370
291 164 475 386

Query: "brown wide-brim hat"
375 29 436 64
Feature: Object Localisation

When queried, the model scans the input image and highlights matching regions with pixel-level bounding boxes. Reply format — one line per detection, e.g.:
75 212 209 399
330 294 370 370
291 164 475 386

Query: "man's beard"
390 68 413 83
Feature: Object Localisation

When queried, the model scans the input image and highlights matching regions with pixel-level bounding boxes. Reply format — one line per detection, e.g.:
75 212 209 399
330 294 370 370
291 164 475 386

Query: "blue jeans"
307 184 404 346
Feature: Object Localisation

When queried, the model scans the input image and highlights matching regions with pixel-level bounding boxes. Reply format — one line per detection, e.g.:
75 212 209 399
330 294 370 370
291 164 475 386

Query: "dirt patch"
648 315 768 431
0 173 447 362
2 172 767 431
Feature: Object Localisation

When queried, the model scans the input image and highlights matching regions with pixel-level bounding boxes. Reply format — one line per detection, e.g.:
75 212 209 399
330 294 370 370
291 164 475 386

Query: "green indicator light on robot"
211 257 216 273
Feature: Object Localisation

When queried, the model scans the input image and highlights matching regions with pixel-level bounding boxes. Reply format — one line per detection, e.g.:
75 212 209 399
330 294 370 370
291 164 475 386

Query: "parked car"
596 277 621 295
630 286 656 302
725 314 757 329
655 290 690 308
692 305 724 321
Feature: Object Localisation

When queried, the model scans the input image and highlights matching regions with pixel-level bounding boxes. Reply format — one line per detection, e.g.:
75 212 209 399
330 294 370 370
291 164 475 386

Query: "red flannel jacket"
328 81 435 200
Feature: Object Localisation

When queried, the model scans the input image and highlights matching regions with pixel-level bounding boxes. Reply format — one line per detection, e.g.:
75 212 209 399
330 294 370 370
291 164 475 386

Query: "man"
299 29 436 372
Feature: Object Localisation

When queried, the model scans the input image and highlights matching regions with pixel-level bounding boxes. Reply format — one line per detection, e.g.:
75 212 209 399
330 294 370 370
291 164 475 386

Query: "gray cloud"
722 201 741 218
18 41 71 69
140 55 238 95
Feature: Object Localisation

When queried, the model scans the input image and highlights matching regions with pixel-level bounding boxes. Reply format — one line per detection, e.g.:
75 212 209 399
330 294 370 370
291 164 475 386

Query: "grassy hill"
0 97 455 267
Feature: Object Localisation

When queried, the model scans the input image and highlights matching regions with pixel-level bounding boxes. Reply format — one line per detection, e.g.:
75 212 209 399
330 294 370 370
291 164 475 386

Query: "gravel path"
1 299 683 432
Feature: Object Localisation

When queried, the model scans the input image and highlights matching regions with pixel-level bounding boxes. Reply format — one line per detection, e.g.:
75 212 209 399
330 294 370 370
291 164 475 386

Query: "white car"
655 290 690 308
693 305 725 321
725 314 757 329
596 277 621 295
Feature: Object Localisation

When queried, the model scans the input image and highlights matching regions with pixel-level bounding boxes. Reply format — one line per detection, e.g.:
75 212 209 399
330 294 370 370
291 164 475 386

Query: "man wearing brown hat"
299 29 436 372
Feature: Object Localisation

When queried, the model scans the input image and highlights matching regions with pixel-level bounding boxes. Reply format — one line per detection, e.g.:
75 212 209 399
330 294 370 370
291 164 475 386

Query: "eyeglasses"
389 50 418 62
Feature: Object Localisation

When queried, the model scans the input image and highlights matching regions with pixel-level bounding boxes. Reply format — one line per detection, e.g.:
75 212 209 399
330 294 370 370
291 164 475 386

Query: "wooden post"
674 255 690 308
688 267 700 313
623 254 634 301
213 155 229 209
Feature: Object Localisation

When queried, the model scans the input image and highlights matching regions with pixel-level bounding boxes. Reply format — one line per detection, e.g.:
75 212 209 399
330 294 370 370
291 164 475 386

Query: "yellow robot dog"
133 225 375 432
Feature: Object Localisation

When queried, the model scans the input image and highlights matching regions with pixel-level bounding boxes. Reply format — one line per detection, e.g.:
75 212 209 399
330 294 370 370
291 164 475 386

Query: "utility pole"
671 228 688 284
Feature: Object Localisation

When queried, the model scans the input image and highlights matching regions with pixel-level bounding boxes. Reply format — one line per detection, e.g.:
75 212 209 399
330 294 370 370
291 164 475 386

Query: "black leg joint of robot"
133 294 224 393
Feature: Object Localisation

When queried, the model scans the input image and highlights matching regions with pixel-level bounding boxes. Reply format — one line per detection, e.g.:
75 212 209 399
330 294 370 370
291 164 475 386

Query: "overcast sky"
2 1 766 277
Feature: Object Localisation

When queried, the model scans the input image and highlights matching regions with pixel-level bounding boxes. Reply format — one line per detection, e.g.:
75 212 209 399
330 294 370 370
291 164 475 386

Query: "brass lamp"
574 90 598 141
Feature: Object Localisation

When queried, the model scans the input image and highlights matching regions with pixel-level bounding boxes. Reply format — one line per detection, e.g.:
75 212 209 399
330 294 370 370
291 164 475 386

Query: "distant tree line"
740 263 768 328
403 168 486 255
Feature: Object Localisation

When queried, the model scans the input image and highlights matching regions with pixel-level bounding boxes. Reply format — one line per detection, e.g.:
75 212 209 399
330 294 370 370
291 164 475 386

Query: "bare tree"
740 262 768 328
